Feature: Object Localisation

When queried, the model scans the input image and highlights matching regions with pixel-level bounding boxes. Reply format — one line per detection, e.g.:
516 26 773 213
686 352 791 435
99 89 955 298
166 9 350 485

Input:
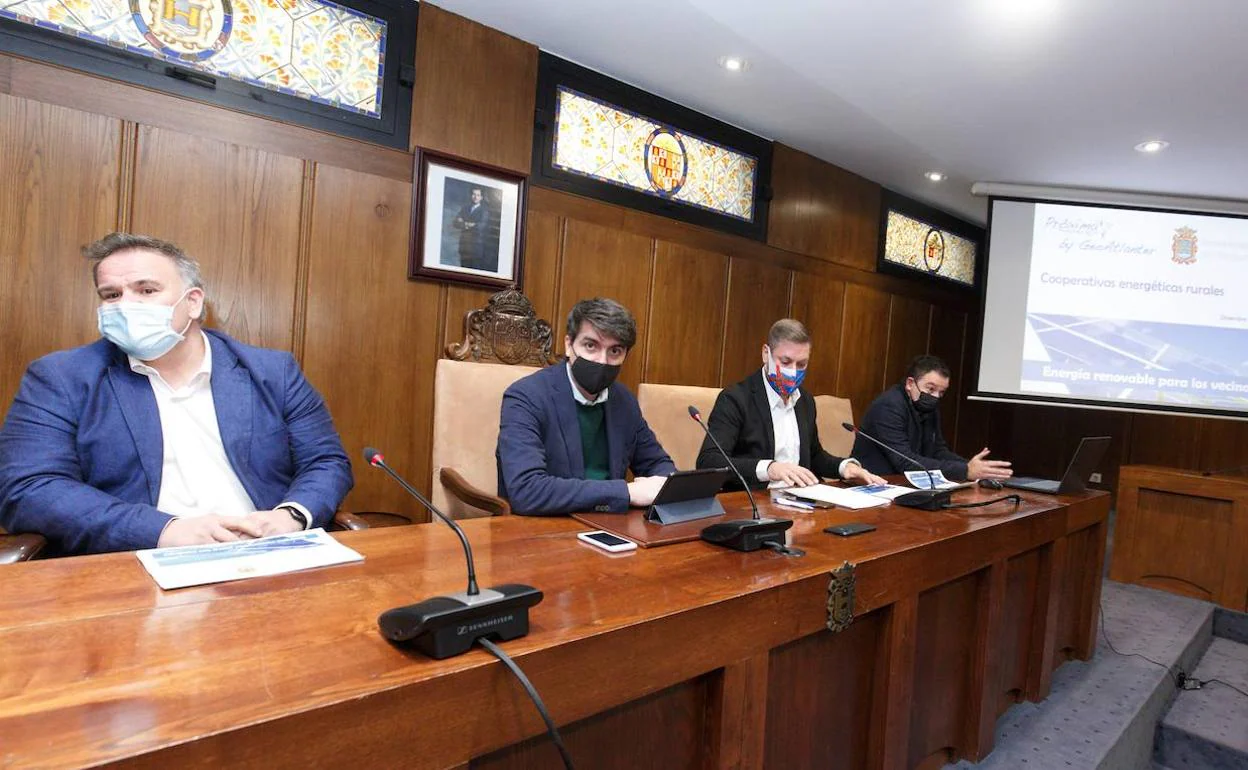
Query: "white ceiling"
430 0 1248 225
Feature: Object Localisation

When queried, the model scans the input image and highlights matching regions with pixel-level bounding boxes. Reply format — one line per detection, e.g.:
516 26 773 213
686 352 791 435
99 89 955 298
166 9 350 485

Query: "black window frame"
533 52 772 242
0 0 416 149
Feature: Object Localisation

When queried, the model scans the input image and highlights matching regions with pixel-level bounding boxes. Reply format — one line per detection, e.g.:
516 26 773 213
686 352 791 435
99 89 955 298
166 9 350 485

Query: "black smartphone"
823 522 877 537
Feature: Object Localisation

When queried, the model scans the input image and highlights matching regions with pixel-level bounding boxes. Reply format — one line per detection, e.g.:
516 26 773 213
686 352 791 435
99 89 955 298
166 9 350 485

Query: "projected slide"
1018 203 1248 409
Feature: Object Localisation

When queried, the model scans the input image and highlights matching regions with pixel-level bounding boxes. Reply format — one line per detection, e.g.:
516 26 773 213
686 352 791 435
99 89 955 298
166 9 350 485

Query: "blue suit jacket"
496 363 675 515
0 330 353 555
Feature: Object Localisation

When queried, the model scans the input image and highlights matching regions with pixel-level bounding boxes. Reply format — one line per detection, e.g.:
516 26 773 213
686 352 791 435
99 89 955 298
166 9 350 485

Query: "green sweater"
576 402 609 480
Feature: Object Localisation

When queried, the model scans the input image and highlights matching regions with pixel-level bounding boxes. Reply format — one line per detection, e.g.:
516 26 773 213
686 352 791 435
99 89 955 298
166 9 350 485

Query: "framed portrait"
409 149 527 289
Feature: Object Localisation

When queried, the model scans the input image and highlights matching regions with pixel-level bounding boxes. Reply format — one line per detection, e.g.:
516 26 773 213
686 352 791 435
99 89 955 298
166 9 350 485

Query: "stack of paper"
785 483 888 509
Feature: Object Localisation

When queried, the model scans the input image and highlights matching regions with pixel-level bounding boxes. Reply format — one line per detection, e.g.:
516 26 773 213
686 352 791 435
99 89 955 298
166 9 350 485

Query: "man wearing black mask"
854 355 1013 481
496 297 675 515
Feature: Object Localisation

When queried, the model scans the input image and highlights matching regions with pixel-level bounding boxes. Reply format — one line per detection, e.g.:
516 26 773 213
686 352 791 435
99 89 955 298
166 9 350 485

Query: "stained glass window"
1 0 386 117
551 87 758 223
883 210 978 286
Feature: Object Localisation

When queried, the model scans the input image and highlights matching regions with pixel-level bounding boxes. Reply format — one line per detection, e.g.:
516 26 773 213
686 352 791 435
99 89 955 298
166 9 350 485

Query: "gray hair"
767 318 810 348
566 297 637 349
83 233 205 294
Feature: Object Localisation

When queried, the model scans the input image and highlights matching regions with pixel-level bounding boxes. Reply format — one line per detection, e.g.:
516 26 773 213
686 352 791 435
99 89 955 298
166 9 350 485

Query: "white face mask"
97 290 194 361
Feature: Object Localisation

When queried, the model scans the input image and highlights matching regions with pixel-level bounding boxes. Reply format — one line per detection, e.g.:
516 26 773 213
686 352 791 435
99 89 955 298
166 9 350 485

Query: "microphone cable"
941 494 1022 510
477 637 575 769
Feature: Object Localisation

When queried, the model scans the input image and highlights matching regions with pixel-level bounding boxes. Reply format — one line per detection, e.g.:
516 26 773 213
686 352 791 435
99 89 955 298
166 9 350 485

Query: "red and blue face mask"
764 347 806 399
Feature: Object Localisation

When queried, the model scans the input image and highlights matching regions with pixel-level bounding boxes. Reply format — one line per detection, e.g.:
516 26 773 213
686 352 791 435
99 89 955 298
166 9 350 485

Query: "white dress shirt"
129 332 310 527
754 370 859 484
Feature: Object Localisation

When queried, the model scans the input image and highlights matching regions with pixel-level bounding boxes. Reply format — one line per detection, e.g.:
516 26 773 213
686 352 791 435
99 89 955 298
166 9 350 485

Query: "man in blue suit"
497 297 674 515
0 233 353 555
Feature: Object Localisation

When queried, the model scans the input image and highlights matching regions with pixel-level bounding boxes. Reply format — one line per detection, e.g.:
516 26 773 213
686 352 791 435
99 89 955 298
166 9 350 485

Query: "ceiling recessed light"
1135 139 1169 154
718 56 747 72
925 171 946 182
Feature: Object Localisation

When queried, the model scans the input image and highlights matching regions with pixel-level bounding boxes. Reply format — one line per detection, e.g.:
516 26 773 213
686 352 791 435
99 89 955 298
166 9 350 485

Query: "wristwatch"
279 505 310 530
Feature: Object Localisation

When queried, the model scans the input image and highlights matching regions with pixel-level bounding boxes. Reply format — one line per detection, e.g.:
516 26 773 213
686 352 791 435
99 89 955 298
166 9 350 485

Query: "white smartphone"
576 530 638 553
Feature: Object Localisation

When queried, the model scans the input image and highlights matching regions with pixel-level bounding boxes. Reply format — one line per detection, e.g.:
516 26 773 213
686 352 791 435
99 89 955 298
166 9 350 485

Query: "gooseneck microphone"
688 406 792 552
365 447 543 659
841 423 952 511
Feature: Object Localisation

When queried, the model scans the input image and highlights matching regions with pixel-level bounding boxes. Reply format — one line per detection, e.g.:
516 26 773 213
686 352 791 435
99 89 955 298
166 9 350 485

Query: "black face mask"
570 356 621 396
913 392 941 414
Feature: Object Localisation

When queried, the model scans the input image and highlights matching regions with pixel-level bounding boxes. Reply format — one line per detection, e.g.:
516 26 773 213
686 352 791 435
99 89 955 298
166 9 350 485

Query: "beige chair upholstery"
637 383 723 471
814 395 855 457
431 358 538 519
432 287 560 519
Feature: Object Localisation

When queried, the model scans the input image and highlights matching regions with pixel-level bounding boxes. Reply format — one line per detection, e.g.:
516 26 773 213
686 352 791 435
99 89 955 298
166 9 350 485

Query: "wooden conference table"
0 486 1108 770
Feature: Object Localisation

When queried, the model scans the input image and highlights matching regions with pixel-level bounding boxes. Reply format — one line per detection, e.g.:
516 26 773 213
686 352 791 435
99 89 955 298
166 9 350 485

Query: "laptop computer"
1002 436 1111 495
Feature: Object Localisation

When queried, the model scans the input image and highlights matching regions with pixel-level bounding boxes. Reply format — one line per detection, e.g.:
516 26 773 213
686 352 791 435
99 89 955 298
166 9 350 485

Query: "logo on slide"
1171 226 1198 265
922 228 945 272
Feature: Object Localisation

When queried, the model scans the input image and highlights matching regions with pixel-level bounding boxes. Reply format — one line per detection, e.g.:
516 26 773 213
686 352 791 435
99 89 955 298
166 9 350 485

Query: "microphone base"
700 517 794 552
893 489 953 511
378 583 544 659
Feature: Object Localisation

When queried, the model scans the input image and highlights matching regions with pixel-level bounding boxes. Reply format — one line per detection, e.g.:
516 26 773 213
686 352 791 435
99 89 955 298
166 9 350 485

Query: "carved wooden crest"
826 561 857 633
445 287 559 366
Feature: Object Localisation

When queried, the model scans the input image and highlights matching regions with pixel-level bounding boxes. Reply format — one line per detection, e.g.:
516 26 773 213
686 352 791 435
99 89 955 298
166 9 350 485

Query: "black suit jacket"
853 383 968 480
695 372 846 489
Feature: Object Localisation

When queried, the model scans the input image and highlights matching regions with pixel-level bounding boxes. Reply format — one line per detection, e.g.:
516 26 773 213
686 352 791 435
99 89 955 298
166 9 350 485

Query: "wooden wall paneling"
1128 413 1204 469
471 678 709 769
908 572 981 768
131 126 304 351
0 94 119 410
764 614 882 770
1196 418 1248 475
522 209 564 327
929 306 967 450
788 273 846 399
1006 404 1069 480
644 242 728 386
837 283 892 416
302 164 438 519
884 294 932 388
0 54 411 182
556 219 655 391
528 187 974 314
441 285 498 354
719 257 793 387
410 4 539 173
767 144 882 273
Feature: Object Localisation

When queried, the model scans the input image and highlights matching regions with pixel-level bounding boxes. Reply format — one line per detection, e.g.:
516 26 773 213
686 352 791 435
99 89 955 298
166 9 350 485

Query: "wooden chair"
814 394 855 457
432 287 560 518
0 531 46 564
636 383 723 470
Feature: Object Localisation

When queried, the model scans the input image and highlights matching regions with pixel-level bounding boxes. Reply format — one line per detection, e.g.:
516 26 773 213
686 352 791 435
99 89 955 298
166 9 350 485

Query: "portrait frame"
408 149 527 290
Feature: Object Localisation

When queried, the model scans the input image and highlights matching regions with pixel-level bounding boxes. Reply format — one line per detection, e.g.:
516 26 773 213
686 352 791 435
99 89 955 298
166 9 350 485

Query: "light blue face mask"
97 291 194 361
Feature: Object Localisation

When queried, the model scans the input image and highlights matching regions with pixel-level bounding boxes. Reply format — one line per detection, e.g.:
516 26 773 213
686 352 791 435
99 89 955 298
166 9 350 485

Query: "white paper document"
785 483 888 509
849 483 914 501
903 470 974 491
136 528 363 590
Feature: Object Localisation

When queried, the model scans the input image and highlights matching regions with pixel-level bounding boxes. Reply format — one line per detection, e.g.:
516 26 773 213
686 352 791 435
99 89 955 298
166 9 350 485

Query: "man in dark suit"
855 354 1012 481
696 319 885 489
496 297 674 515
452 187 489 269
0 233 353 555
